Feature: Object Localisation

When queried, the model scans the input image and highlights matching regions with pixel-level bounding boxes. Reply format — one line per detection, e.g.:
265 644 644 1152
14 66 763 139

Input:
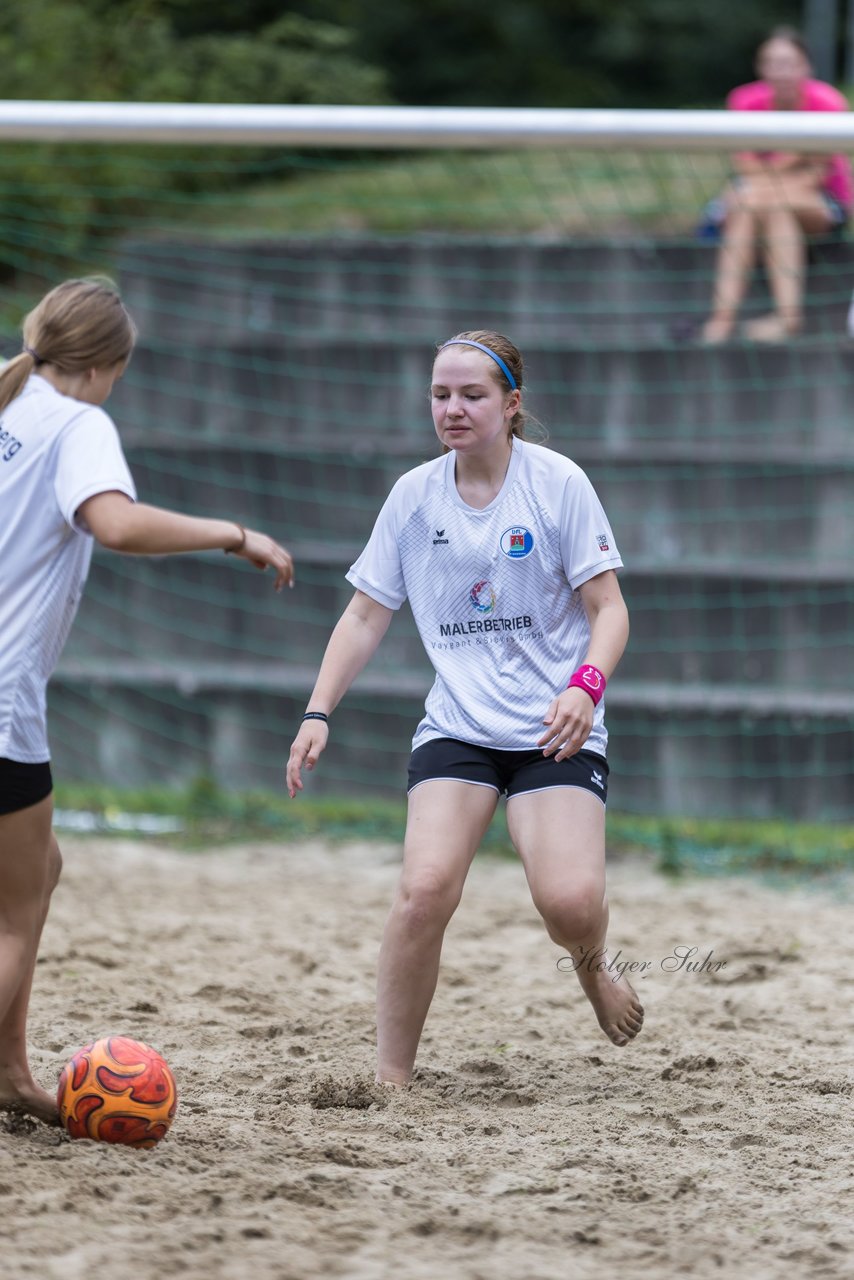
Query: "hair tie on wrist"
302 712 328 722
567 664 606 707
224 523 246 555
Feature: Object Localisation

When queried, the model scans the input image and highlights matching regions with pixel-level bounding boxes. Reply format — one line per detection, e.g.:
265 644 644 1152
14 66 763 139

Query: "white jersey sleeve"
559 467 623 589
346 479 408 610
53 406 136 531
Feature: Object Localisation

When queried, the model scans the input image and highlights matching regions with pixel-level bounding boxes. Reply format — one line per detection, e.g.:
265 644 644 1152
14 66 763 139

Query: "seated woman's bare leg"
701 204 759 343
743 179 833 341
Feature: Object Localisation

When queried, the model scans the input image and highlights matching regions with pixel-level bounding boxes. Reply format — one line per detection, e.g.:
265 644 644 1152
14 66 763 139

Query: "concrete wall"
49 236 854 819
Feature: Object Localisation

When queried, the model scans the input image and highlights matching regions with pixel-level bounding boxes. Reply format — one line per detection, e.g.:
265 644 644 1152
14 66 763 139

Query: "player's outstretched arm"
539 569 630 761
286 590 393 798
78 491 294 591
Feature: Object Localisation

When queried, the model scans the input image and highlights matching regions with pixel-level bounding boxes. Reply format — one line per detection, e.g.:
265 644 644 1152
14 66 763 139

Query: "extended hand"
234 529 295 592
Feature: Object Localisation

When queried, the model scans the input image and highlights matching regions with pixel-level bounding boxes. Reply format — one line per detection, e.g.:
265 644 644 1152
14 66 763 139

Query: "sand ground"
1 835 852 1280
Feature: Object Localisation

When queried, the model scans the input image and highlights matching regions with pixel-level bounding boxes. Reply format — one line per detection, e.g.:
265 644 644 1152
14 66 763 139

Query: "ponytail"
0 351 38 413
0 278 136 413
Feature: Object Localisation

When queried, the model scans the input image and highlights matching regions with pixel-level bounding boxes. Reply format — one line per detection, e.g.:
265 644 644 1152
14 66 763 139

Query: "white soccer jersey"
347 439 623 755
0 375 136 762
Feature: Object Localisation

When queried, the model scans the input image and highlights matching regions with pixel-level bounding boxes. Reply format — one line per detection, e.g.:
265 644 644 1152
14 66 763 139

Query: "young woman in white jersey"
0 278 294 1123
287 329 643 1086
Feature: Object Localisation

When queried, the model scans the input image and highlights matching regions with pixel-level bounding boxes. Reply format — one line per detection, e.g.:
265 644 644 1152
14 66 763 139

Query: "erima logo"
433 528 449 545
591 770 604 789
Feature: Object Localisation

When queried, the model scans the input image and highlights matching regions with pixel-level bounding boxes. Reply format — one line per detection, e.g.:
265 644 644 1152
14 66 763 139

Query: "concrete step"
118 431 854 470
118 441 853 563
47 662 854 819
54 658 854 717
117 235 854 345
108 336 854 455
66 554 853 692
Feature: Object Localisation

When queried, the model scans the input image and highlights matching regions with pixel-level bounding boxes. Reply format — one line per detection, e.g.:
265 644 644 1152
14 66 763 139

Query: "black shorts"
0 758 53 816
407 738 609 804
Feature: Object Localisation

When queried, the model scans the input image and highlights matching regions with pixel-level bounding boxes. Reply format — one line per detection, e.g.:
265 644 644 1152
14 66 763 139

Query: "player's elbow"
90 516 135 552
78 494 138 551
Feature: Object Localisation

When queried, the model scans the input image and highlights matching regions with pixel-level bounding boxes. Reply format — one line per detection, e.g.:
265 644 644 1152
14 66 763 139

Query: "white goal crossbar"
0 101 853 150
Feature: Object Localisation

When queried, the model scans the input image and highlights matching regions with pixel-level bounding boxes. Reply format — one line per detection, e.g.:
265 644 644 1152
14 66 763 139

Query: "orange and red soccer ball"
57 1036 178 1148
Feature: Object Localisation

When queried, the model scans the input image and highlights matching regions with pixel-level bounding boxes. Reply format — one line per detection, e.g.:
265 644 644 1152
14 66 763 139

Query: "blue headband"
439 339 517 390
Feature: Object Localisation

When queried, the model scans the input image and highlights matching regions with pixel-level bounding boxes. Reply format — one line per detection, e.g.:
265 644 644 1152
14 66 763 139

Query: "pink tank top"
727 78 853 209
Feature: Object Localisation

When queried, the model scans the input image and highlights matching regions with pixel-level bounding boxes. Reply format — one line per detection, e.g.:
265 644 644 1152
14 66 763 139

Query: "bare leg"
506 788 643 1047
761 205 806 332
701 204 758 343
745 195 831 341
0 797 62 1123
376 781 498 1085
712 172 832 342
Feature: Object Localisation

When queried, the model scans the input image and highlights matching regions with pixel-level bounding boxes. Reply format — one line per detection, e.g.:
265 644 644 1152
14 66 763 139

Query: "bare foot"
375 1077 408 1091
743 313 800 343
0 1078 60 1126
699 317 735 345
571 950 645 1047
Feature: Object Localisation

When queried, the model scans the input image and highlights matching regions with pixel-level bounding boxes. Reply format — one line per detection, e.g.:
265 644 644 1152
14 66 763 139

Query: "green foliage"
607 813 854 877
0 0 820 116
0 1 389 269
0 0 824 277
655 822 683 879
53 779 854 879
295 0 804 109
0 3 388 105
123 149 728 240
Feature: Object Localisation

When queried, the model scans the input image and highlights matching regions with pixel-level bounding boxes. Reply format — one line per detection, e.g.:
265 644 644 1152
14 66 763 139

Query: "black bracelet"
302 712 328 722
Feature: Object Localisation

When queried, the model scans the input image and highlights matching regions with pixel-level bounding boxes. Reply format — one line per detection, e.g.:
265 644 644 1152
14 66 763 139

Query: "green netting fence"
1 119 851 822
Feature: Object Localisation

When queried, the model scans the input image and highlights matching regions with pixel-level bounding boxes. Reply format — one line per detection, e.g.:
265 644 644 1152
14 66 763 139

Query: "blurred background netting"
1 140 851 819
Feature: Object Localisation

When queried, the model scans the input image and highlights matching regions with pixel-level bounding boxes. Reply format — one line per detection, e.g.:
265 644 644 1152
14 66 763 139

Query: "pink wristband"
567 664 606 707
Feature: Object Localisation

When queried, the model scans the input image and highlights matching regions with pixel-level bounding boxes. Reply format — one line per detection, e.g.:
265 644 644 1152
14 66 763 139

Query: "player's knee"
537 882 604 943
46 837 63 892
396 873 459 935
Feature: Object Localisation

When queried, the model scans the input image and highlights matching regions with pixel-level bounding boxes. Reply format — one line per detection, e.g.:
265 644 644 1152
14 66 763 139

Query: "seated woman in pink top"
702 27 853 344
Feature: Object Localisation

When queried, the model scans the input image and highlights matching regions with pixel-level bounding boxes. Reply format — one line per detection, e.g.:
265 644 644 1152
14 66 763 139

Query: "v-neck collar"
443 439 522 515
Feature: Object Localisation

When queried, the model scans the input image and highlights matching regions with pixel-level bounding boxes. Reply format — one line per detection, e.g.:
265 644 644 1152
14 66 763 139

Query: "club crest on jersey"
500 526 534 559
469 580 496 614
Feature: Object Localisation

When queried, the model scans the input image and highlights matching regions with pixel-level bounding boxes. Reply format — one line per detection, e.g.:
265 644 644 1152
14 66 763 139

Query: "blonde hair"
0 278 137 412
434 329 543 443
